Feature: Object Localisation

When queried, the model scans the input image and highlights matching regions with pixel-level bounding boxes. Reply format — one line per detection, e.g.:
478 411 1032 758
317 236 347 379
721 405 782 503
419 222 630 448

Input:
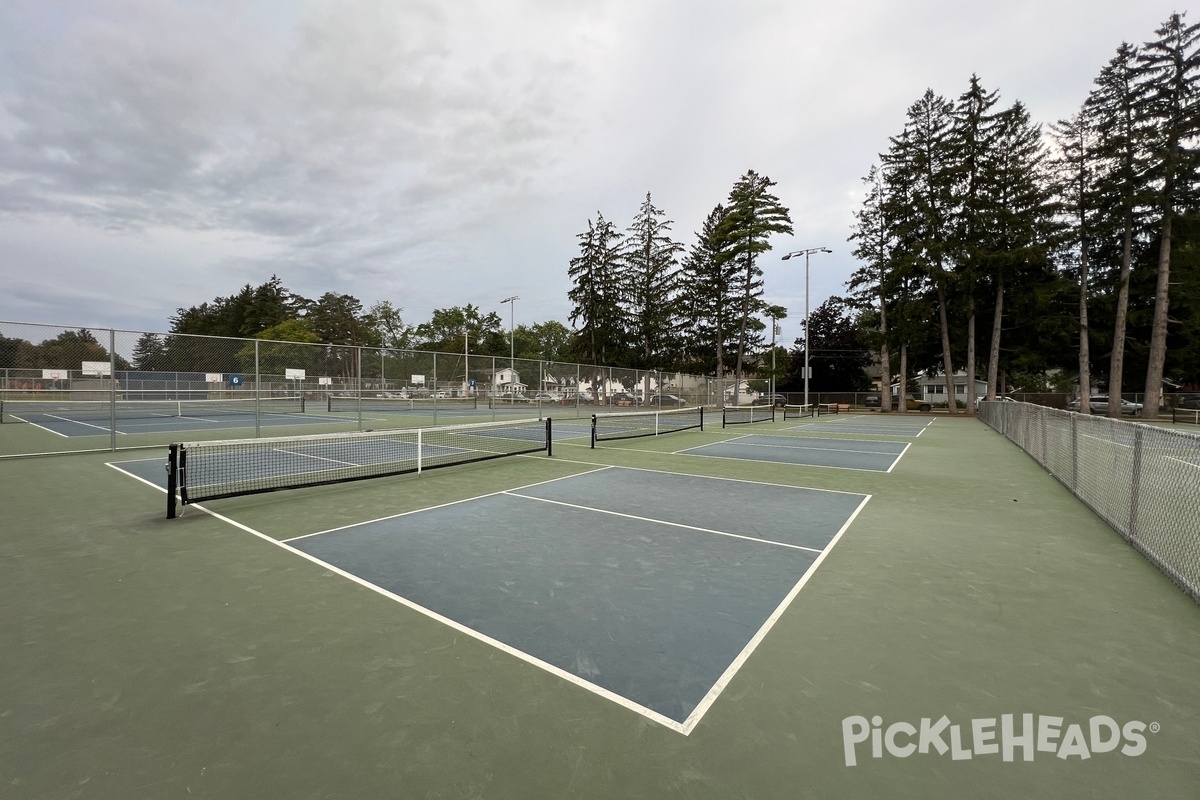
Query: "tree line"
6 14 1194 405
846 12 1199 416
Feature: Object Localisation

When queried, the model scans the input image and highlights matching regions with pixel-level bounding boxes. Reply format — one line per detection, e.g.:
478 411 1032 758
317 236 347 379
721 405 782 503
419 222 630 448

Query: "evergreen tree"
1135 12 1200 418
982 101 1060 405
882 91 960 411
679 205 738 376
131 333 168 371
950 76 1003 413
1052 110 1099 409
847 164 895 411
715 170 793 404
567 213 626 366
1085 42 1152 412
621 192 684 372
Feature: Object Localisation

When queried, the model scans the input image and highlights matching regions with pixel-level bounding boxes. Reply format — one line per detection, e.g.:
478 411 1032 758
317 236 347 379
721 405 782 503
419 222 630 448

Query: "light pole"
781 247 832 407
500 295 519 395
770 314 780 405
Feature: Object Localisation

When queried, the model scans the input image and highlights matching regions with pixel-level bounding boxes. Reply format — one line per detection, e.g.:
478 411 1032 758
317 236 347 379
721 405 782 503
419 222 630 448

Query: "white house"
491 367 526 395
896 371 987 405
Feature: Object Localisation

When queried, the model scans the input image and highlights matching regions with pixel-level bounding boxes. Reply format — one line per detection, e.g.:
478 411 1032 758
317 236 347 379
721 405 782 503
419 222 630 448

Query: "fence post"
1128 426 1144 540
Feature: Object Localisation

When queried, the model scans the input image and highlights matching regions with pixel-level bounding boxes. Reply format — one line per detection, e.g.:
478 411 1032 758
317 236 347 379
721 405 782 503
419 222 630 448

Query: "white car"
1067 395 1142 415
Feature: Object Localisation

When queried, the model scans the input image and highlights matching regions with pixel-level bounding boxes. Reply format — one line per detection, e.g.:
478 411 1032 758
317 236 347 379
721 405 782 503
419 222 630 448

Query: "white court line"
9 415 71 438
109 458 870 735
502 492 823 554
284 466 615 542
43 413 126 434
678 493 871 732
676 446 899 474
106 459 688 733
885 441 914 473
542 453 872 497
731 441 906 457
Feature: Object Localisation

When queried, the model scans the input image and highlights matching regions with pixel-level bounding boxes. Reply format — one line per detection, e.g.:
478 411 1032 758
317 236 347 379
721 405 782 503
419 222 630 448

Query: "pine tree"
882 91 960 411
847 164 895 411
621 192 684 373
679 205 738 376
715 170 793 405
950 75 1003 413
1086 42 1151 416
1135 12 1200 418
567 213 626 367
1052 111 1099 410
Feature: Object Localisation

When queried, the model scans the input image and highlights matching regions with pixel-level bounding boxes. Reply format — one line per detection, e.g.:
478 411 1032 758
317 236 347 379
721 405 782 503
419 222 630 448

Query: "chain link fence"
979 400 1200 605
1 320 727 457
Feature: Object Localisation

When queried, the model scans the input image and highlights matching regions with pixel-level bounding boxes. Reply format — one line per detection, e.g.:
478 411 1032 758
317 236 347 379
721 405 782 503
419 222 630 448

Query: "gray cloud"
0 0 1184 336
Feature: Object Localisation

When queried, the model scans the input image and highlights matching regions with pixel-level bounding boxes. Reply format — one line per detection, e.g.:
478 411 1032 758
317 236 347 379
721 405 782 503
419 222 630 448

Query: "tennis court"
678 432 910 471
3 408 1198 799
0 396 328 437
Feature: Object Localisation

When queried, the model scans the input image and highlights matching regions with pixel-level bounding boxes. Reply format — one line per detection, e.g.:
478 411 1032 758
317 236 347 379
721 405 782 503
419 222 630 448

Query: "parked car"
863 394 930 411
608 392 638 407
1177 393 1200 410
974 395 1017 410
905 395 933 412
1067 395 1143 415
648 394 687 407
530 391 560 403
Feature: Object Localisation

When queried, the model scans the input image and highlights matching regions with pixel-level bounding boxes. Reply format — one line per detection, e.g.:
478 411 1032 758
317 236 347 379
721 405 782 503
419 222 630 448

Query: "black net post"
546 417 553 457
166 444 179 519
590 414 598 449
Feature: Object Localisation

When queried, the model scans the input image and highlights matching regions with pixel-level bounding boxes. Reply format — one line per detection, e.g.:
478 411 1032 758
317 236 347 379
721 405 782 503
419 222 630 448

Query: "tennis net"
326 395 478 413
166 417 552 517
782 404 813 419
590 406 704 447
1 395 305 423
722 405 775 427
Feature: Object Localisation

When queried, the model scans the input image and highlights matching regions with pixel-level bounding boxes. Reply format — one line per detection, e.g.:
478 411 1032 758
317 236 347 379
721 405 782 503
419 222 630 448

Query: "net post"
699 406 704 431
417 429 423 474
545 417 553 457
590 414 597 449
1128 425 1143 539
166 444 179 519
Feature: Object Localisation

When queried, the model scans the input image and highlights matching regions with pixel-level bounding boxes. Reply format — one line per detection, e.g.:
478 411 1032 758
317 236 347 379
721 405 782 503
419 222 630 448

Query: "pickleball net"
590 406 704 447
166 416 552 517
722 405 775 427
782 404 814 420
1 395 305 423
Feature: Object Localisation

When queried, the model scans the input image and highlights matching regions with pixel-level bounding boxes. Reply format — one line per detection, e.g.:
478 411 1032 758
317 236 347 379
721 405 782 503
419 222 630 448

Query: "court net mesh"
167 416 551 517
722 405 775 427
2 395 305 423
782 404 814 420
590 406 704 446
327 395 477 413
978 400 1200 605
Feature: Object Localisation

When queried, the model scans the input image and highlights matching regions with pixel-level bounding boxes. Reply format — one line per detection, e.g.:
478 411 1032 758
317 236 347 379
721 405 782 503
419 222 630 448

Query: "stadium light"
781 248 832 407
500 295 519 383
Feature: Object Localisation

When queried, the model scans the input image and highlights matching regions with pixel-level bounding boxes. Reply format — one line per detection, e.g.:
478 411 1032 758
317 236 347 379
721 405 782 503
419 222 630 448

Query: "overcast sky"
0 1 1184 346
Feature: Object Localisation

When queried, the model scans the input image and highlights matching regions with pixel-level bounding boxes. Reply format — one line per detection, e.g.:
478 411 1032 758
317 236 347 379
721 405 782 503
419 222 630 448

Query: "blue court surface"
9 407 331 437
108 459 869 731
787 418 933 437
679 433 910 472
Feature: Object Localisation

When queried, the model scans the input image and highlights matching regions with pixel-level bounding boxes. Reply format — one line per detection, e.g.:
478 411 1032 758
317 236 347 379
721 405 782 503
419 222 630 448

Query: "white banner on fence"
318 377 332 386
206 373 223 383
285 368 306 380
411 374 425 385
41 369 69 380
81 360 111 376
